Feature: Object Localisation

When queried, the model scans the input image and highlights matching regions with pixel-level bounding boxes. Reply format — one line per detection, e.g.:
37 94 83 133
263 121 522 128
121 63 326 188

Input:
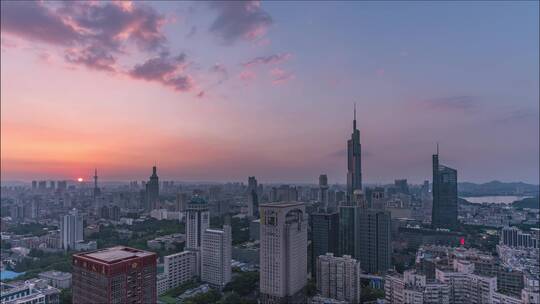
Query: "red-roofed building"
72 246 157 304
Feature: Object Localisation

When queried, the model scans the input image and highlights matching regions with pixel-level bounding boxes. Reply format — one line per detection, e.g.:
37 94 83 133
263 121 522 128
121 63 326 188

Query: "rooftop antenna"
436 142 439 155
353 102 357 130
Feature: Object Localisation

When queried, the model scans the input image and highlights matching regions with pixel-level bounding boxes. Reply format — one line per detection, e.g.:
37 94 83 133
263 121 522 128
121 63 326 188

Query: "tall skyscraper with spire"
431 145 458 229
347 103 362 201
93 169 101 201
145 166 160 210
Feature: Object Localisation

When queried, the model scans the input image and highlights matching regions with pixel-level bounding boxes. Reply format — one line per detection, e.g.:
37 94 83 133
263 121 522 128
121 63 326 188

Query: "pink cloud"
239 70 257 81
270 68 294 85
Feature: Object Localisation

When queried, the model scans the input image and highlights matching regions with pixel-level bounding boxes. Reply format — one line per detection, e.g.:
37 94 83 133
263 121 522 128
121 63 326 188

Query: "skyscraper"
186 196 210 276
145 166 159 210
347 103 362 201
339 191 363 258
318 174 329 209
186 196 210 250
247 176 259 217
317 253 362 303
201 224 232 288
310 211 339 280
72 246 157 304
260 202 307 303
432 149 458 229
60 209 83 250
357 208 392 274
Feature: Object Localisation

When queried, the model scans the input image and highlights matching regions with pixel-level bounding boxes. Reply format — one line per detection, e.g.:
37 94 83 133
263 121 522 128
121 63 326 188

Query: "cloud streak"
422 96 479 111
242 53 291 67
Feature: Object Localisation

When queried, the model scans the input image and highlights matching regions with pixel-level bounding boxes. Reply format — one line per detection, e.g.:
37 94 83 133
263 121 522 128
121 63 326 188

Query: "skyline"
1 1 539 184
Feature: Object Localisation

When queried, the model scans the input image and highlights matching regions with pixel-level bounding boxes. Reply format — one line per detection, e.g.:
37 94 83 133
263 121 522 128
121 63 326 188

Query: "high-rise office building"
317 253 362 304
201 224 232 288
357 208 392 274
260 202 307 303
339 192 362 258
60 209 83 250
247 176 259 217
186 196 209 276
31 180 37 189
164 251 197 289
310 211 339 279
347 104 362 201
432 149 458 229
145 166 159 210
318 174 329 208
186 196 210 250
72 246 157 304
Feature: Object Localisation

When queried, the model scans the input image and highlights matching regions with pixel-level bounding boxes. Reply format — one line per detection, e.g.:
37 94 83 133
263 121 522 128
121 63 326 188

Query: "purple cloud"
208 1 272 44
270 68 294 85
242 53 291 67
65 45 117 72
60 2 167 52
1 1 79 46
129 53 193 92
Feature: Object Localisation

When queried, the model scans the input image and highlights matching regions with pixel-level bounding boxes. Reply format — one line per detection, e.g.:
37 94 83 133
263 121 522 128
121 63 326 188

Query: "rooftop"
75 246 155 264
38 271 71 280
259 201 305 208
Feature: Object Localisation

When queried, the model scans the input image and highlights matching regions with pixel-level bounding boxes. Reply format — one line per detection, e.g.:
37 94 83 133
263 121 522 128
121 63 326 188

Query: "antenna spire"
436 142 439 155
353 102 357 130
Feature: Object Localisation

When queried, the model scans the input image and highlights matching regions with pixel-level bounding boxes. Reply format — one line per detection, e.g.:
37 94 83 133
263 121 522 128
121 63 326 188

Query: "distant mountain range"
458 180 539 197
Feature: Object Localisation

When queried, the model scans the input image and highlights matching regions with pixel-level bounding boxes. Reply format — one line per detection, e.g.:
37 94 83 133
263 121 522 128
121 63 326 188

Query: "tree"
183 289 221 304
60 289 72 304
223 271 259 296
305 278 317 297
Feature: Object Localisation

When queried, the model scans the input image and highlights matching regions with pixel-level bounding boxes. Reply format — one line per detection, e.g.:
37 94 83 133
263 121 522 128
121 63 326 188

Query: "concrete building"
259 202 307 303
385 270 449 304
38 271 72 289
501 226 539 249
316 253 361 303
201 225 232 288
72 246 157 304
435 267 496 304
60 209 83 250
156 273 169 296
163 250 197 290
1 280 60 304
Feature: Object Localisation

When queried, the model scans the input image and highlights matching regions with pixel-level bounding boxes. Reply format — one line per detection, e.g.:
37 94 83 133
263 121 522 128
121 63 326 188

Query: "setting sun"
77 177 83 182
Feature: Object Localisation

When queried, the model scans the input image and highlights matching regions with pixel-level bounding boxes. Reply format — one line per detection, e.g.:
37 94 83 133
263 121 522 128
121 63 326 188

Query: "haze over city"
1 1 539 184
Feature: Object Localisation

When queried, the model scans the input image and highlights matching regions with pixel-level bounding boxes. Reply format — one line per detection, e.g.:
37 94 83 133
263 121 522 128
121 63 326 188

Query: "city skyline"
1 1 539 184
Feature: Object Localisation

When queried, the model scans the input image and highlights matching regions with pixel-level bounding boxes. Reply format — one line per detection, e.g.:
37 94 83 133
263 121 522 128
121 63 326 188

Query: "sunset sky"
1 1 539 184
